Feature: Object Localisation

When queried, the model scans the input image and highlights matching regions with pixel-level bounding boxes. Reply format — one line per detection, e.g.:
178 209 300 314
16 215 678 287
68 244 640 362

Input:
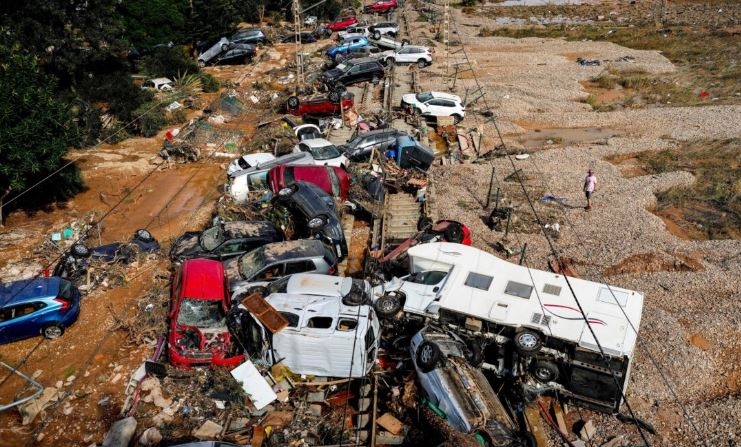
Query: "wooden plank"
240 293 288 333
552 401 569 435
523 402 548 447
377 412 404 435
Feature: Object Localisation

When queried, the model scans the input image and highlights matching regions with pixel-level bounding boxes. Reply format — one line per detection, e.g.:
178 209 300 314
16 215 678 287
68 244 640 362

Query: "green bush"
133 101 166 137
199 72 220 92
141 46 199 80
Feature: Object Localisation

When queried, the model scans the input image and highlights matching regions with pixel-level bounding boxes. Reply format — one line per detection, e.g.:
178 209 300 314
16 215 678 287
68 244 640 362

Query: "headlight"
308 216 327 229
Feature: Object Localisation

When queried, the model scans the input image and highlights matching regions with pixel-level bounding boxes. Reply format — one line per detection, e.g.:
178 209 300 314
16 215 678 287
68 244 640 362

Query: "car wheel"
374 292 403 317
532 359 560 383
452 113 463 124
277 184 298 199
43 324 64 340
328 90 341 104
287 95 300 110
221 43 229 51
71 244 91 259
373 31 382 40
416 340 441 373
417 59 428 68
198 60 206 68
417 216 432 231
342 291 369 307
514 329 543 355
443 223 464 243
134 229 154 243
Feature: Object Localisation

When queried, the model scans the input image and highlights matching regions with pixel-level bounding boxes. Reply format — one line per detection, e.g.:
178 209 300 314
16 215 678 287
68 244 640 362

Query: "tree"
187 0 239 43
0 46 82 224
117 0 188 49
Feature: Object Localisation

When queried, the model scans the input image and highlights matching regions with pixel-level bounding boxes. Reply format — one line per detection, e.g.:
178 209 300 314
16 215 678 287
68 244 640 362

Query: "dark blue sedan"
0 276 81 343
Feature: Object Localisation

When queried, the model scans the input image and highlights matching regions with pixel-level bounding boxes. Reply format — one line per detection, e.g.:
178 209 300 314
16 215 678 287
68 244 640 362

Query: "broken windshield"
307 143 341 161
200 226 224 251
238 248 265 280
177 298 224 328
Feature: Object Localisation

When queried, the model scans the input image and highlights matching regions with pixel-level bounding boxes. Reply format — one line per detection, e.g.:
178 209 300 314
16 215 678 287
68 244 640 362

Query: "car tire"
452 113 463 124
416 340 441 373
374 292 403 317
417 216 432 231
71 244 91 259
221 43 229 52
42 324 64 340
514 329 543 355
328 90 341 104
342 291 369 307
277 184 298 200
417 59 428 68
134 229 154 243
198 60 206 68
287 96 300 110
443 223 464 243
373 31 382 40
532 360 560 383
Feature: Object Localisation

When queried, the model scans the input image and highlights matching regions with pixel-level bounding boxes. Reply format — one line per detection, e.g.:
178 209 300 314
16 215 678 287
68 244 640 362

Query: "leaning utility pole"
293 0 305 91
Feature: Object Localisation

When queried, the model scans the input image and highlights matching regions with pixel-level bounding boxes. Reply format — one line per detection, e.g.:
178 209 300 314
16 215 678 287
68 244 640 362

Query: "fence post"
519 243 528 265
484 166 496 208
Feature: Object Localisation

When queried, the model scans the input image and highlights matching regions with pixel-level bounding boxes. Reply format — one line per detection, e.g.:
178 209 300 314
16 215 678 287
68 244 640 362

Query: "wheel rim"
420 345 433 363
535 367 553 381
380 296 397 312
518 333 538 349
45 326 62 338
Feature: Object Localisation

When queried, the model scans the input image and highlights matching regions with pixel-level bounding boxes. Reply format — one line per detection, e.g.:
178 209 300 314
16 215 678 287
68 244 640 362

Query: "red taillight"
53 298 71 311
328 265 337 275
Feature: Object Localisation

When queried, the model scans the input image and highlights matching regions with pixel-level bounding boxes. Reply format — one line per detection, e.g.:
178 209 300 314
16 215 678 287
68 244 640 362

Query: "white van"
374 242 645 412
230 293 379 378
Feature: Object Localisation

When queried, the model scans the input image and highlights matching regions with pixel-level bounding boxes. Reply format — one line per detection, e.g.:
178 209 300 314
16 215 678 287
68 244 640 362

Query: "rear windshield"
59 279 74 299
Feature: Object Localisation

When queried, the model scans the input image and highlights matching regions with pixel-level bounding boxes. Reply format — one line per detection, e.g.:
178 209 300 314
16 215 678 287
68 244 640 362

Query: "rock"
18 387 61 425
192 420 223 440
579 419 597 441
307 391 325 402
101 417 137 447
55 380 64 389
152 411 173 427
307 404 322 417
139 427 163 446
36 433 45 442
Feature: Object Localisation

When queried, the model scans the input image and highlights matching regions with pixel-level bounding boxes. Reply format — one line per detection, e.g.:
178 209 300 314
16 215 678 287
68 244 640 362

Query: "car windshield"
268 275 291 294
200 226 224 251
307 143 341 160
416 92 433 102
177 298 224 328
237 249 265 280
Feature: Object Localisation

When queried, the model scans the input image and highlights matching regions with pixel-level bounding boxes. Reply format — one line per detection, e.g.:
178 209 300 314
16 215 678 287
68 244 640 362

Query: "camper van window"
598 288 629 306
464 272 493 291
307 316 333 329
504 281 534 299
409 270 447 285
337 318 358 331
543 283 562 296
365 326 376 349
281 312 300 327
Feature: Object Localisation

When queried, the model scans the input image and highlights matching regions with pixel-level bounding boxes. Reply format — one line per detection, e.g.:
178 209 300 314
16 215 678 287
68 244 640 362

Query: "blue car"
326 36 369 60
0 277 81 343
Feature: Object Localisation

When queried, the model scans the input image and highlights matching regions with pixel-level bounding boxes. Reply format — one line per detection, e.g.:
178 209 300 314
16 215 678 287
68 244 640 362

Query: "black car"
339 128 406 161
271 181 348 260
212 45 257 65
280 32 317 44
169 221 282 262
231 28 268 45
322 57 385 88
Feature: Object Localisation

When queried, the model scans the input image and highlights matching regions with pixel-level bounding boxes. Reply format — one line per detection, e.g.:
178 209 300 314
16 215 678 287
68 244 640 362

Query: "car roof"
0 277 63 306
427 91 462 102
347 57 382 64
181 259 226 300
260 240 328 264
286 273 365 297
400 45 428 51
223 221 278 238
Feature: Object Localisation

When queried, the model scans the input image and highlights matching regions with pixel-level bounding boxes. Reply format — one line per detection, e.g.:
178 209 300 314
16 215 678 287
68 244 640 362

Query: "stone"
193 420 223 440
377 413 404 435
307 391 325 402
101 417 137 447
139 427 163 446
579 419 597 441
307 404 323 417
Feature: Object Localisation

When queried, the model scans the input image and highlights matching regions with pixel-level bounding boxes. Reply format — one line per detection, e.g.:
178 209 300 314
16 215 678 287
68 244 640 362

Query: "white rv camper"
373 242 644 412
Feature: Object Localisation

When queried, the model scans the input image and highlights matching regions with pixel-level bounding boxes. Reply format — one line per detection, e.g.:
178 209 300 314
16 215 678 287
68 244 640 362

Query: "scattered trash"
577 57 601 66
230 360 277 410
165 101 182 112
192 420 223 440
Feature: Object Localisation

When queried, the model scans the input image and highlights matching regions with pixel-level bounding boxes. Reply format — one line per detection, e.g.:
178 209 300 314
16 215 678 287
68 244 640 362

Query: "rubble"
101 417 137 447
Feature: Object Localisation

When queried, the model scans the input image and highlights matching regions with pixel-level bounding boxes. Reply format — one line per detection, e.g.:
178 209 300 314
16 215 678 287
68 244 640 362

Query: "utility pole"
293 0 305 92
442 0 450 75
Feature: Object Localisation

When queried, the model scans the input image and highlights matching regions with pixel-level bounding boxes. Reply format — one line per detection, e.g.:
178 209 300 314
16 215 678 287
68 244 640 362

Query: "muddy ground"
0 0 739 446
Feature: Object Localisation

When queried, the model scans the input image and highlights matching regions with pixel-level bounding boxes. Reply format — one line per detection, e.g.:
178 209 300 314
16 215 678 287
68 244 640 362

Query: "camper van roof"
408 242 644 358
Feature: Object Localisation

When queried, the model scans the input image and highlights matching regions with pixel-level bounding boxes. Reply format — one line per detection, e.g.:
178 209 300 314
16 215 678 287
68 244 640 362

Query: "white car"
293 138 349 169
197 37 230 67
226 152 276 177
227 152 314 203
401 91 465 123
337 25 371 41
233 273 372 307
383 45 432 68
369 22 399 38
141 77 174 92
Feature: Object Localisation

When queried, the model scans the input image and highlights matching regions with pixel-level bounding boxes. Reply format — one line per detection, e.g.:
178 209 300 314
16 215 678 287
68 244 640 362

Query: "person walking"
583 169 597 210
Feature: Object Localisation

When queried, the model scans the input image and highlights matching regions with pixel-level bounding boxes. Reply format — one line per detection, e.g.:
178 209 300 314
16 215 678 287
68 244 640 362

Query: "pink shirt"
584 174 597 192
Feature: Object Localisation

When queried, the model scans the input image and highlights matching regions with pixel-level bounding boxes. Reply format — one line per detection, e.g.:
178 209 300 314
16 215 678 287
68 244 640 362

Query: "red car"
268 165 351 200
364 0 398 13
168 259 244 369
326 16 358 32
287 91 354 116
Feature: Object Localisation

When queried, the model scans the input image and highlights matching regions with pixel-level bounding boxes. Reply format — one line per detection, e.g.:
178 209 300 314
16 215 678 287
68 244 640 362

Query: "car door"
344 64 362 84
214 240 245 259
397 47 414 63
5 303 44 341
284 259 318 275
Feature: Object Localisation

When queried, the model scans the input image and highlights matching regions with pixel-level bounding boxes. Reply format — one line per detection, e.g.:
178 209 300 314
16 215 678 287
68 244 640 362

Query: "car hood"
401 93 419 105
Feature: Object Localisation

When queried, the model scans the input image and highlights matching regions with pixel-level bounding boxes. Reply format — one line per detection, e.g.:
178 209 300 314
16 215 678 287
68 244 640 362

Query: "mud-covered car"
411 326 529 446
272 181 348 259
168 259 244 368
223 240 338 293
169 221 282 262
286 91 354 116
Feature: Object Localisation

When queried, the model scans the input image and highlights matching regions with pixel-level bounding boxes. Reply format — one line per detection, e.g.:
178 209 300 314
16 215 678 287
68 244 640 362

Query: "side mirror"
432 286 439 292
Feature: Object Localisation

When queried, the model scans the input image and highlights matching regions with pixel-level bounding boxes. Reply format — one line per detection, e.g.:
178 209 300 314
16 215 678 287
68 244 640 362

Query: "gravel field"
406 3 740 446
